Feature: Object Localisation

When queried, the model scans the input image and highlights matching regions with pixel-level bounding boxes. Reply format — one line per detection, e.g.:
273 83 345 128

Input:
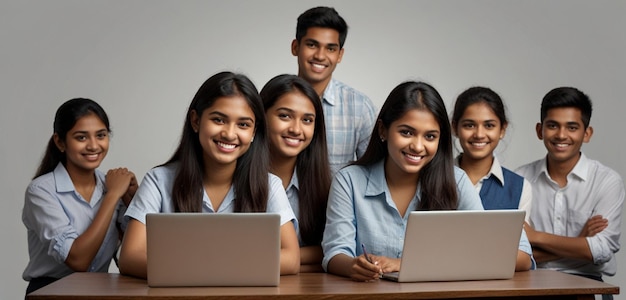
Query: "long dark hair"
34 98 110 179
354 81 458 210
165 71 269 212
260 74 331 245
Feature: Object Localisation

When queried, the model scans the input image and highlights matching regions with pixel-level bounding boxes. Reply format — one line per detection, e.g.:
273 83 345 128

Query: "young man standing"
292 6 377 174
516 87 624 300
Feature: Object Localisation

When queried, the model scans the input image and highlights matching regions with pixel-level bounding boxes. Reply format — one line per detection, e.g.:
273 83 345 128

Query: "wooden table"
27 269 618 300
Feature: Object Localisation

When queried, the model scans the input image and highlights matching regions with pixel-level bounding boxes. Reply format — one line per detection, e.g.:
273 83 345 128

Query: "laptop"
381 209 525 282
146 213 281 287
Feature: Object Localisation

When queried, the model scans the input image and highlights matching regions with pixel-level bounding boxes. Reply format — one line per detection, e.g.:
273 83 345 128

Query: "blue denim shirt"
322 160 535 271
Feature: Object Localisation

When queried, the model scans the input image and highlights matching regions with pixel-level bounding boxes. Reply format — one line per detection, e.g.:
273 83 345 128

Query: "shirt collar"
321 78 337 106
455 154 505 186
365 160 387 197
53 163 75 193
286 167 300 191
537 152 589 182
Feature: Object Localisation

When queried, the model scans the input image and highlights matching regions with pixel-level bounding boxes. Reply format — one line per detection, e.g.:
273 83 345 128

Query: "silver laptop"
146 213 281 287
382 210 525 282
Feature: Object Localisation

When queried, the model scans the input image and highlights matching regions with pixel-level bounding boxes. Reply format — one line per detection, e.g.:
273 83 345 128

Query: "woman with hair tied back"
118 72 300 279
22 98 137 296
451 86 535 272
261 74 332 272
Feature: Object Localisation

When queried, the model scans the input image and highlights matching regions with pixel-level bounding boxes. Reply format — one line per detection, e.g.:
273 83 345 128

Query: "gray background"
1 1 624 299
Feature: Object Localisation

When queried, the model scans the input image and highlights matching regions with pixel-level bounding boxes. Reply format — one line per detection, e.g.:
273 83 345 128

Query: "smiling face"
291 27 344 91
54 112 109 174
381 108 440 176
454 102 506 162
266 90 316 160
536 107 592 169
191 96 256 168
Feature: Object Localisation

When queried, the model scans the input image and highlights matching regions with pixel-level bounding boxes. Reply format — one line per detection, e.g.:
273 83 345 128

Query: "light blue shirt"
22 163 126 280
322 78 377 175
125 163 296 227
284 168 304 245
321 160 484 271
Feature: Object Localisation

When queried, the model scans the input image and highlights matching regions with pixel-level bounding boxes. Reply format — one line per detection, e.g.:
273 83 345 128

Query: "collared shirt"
22 163 125 280
284 168 303 245
455 155 533 220
516 153 624 277
322 78 377 175
125 163 296 227
321 161 485 271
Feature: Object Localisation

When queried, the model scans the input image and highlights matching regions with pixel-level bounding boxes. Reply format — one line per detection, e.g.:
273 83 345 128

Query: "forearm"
532 248 561 263
300 245 323 265
327 253 356 278
65 195 119 271
118 220 148 279
531 231 593 262
515 250 532 271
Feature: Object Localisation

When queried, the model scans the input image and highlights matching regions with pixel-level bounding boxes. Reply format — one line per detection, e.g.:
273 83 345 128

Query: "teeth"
472 142 487 147
285 138 301 144
405 153 421 161
312 63 326 69
217 142 236 149
555 143 568 147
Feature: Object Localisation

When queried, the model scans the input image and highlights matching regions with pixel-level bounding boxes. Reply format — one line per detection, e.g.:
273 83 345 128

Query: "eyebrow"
275 107 316 117
304 38 339 48
398 124 440 134
209 111 255 123
72 129 108 135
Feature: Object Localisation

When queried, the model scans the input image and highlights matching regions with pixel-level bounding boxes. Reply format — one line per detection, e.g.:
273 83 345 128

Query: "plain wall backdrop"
1 1 624 299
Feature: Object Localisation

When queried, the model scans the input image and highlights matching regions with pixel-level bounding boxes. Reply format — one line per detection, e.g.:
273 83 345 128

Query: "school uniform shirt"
516 153 625 277
455 155 532 220
125 163 296 227
321 160 484 271
284 168 304 246
322 78 377 175
455 155 535 268
22 163 126 281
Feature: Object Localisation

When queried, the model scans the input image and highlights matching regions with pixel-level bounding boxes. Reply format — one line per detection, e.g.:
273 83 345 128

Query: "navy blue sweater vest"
479 167 524 209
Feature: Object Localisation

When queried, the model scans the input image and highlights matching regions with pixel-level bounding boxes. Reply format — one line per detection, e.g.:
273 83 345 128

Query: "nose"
313 47 324 60
288 120 302 135
86 137 98 151
220 124 237 141
556 127 567 139
409 137 425 152
473 125 486 138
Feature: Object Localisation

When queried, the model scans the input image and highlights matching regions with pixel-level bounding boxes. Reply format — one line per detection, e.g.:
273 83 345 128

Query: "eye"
568 126 579 131
211 117 225 124
96 132 108 139
238 121 253 128
484 123 496 129
425 133 438 141
306 42 316 49
75 135 87 141
327 46 337 53
302 117 314 124
462 123 475 129
278 113 291 120
399 129 413 137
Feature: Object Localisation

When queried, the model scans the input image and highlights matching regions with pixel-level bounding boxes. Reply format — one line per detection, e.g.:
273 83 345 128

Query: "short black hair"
541 87 593 128
296 6 348 48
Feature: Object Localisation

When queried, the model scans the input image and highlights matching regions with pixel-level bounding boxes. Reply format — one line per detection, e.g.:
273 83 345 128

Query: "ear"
500 123 508 139
535 123 543 140
190 110 200 133
291 39 299 56
53 133 65 153
377 120 386 142
583 126 593 143
337 47 345 63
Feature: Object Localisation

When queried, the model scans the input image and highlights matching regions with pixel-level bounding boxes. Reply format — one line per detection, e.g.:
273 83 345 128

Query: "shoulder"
145 163 178 181
330 79 375 105
585 157 624 185
26 172 55 193
335 164 370 181
501 166 524 182
514 159 543 181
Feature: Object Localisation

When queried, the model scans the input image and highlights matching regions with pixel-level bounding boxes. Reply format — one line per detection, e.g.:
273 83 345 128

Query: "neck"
384 159 419 190
546 153 581 187
65 164 96 188
203 159 235 188
270 153 297 189
458 154 493 185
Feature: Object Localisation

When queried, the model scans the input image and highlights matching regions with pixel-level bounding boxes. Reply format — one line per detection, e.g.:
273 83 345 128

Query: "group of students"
22 5 624 299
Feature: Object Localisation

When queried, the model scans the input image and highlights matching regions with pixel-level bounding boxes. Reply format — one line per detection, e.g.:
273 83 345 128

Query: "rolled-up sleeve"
586 175 624 265
322 171 357 271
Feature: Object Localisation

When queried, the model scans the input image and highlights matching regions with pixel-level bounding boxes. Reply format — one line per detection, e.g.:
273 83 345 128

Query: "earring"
251 136 255 143
380 137 385 142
